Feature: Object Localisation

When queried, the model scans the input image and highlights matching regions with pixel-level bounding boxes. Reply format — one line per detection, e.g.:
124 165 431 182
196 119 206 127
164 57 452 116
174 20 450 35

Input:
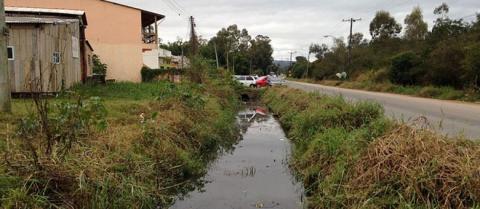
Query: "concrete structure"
5 7 87 92
142 48 189 70
6 0 165 82
142 48 172 69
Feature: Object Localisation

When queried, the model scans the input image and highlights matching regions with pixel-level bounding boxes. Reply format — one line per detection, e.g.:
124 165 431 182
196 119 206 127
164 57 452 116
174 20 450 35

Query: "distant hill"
273 60 292 72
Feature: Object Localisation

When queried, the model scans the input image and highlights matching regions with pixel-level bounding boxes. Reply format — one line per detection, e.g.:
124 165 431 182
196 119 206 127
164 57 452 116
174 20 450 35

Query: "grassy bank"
289 78 480 102
263 87 480 209
0 74 241 208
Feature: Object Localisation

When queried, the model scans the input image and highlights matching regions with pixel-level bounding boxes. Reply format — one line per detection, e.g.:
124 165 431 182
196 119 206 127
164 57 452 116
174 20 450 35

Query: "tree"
430 3 468 42
370 10 402 40
349 33 366 47
292 56 308 78
249 35 274 75
427 40 466 88
433 3 449 17
404 7 428 40
462 43 480 88
389 51 422 85
309 43 329 60
160 39 189 56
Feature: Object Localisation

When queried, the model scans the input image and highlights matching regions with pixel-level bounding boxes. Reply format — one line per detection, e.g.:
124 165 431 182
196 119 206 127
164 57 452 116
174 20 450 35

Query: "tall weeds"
0 71 240 208
263 87 480 209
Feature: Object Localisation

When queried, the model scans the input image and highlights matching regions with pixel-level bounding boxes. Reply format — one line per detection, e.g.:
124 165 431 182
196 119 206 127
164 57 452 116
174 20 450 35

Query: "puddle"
170 106 305 209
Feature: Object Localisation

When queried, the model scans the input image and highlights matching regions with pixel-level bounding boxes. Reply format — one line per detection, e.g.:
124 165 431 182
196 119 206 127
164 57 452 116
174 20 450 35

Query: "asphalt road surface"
286 80 480 139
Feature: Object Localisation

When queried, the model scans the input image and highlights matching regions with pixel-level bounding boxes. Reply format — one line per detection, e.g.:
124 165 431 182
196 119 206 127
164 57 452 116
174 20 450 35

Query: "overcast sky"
113 0 479 60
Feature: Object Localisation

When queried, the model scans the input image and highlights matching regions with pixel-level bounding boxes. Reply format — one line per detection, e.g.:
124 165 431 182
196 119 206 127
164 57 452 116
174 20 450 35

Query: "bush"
92 54 107 75
462 43 480 89
389 51 422 85
427 40 466 88
141 67 182 82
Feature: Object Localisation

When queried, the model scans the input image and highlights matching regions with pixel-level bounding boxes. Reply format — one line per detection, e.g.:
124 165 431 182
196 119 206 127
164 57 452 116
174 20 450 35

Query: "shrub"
462 43 480 89
426 40 466 88
186 57 209 83
389 51 422 85
92 54 107 75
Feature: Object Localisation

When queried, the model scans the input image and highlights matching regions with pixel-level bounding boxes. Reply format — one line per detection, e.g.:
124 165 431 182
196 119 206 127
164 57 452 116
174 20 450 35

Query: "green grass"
70 82 174 100
263 87 480 209
0 77 241 208
289 78 480 102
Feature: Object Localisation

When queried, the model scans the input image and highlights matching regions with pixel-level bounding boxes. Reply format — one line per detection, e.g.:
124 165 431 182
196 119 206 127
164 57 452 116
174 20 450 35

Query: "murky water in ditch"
170 106 305 209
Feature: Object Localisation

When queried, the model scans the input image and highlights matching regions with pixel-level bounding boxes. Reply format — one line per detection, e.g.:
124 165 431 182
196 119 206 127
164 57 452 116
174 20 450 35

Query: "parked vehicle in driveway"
256 76 271 88
234 75 257 87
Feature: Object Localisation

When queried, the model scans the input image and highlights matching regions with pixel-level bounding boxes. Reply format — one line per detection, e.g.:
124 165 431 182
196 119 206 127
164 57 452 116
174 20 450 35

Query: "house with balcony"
6 0 165 82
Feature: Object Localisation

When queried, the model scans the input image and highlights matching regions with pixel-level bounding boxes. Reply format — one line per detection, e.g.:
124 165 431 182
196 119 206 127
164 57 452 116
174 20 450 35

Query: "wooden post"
0 0 11 112
154 16 158 45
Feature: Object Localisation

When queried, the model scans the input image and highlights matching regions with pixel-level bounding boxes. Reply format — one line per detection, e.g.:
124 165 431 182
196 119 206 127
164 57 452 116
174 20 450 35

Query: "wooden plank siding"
7 21 81 93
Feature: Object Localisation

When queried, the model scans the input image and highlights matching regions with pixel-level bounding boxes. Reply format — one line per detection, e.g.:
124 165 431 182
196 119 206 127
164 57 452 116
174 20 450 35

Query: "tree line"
293 3 480 91
160 25 275 75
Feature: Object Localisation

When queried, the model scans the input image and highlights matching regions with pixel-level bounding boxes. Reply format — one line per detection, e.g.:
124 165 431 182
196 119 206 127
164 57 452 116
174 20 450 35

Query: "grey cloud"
115 0 479 59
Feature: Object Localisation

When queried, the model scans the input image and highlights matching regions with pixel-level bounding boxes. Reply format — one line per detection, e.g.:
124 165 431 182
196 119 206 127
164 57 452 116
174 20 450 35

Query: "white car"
234 75 257 87
268 76 285 86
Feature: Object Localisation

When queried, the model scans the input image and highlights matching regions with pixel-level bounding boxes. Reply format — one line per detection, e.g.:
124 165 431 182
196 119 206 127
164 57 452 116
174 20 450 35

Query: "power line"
168 0 189 15
162 0 183 16
342 18 361 73
458 12 478 20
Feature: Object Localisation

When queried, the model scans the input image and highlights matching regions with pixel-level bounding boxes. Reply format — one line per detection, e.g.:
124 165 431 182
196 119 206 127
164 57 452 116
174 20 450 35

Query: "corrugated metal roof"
5 7 85 16
6 16 79 24
5 7 87 25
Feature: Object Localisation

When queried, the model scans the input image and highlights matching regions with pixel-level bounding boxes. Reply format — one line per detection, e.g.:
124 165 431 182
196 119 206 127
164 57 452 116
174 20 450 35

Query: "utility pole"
289 51 296 68
214 41 219 69
288 51 296 78
181 46 184 69
0 0 11 112
342 18 361 72
189 16 198 56
305 51 311 79
232 53 235 74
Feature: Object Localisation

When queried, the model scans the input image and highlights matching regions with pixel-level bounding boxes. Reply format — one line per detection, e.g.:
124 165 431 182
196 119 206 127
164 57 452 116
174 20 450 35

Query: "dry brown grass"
348 124 480 209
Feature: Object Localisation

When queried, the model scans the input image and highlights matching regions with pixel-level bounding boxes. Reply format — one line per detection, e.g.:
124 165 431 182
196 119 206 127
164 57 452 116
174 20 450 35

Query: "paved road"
286 80 480 139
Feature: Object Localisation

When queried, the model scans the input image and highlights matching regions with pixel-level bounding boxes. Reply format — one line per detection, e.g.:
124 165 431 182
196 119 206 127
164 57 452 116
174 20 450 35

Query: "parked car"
268 76 285 86
234 75 257 87
256 76 271 88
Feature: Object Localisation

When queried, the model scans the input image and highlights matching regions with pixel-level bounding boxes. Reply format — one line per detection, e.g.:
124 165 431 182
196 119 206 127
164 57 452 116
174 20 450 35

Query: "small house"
6 0 166 82
6 7 88 93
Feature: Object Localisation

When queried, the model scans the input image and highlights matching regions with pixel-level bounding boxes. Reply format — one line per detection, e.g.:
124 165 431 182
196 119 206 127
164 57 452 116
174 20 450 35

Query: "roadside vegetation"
291 3 480 101
290 76 480 101
263 87 480 209
161 24 276 76
0 63 242 208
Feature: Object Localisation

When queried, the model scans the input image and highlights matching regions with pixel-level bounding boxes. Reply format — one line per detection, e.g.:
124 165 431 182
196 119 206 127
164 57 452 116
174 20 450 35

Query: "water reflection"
170 107 305 209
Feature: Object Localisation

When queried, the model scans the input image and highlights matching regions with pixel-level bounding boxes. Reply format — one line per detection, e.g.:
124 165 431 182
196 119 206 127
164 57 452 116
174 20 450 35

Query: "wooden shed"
5 7 88 93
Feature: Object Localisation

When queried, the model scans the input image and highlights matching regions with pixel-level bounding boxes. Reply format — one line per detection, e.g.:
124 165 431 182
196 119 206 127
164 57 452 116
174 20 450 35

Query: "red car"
255 76 271 88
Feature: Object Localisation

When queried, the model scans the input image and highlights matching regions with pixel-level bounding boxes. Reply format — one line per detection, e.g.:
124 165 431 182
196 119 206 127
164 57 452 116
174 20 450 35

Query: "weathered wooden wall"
7 21 81 93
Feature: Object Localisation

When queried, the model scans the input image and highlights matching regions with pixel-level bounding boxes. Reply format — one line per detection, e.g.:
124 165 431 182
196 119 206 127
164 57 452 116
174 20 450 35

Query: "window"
52 52 61 64
7 46 14 60
88 55 91 66
246 76 254 81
